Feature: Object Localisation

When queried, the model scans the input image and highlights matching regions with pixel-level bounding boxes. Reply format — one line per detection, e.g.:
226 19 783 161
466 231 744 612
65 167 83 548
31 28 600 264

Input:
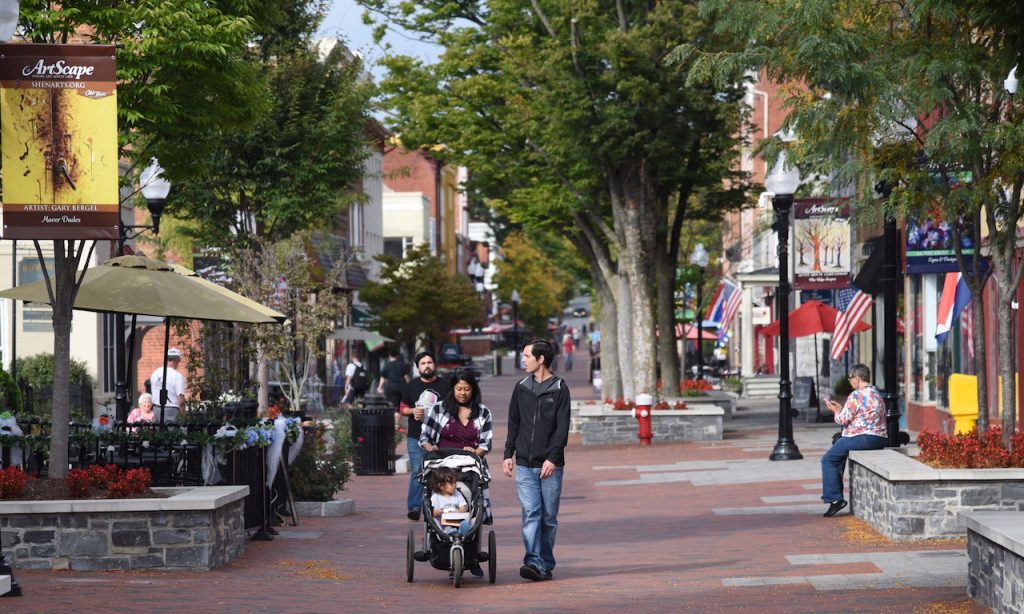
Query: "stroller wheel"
406 528 415 583
451 547 464 588
488 530 496 584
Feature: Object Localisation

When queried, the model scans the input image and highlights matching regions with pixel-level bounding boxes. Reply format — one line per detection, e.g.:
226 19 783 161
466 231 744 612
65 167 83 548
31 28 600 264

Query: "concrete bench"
960 511 1024 613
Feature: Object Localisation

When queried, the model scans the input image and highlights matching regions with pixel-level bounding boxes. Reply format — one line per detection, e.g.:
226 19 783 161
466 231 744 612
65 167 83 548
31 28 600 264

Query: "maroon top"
439 416 479 449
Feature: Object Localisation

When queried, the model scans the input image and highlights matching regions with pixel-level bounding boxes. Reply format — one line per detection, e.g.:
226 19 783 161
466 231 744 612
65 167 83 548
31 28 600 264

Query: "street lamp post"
765 144 803 462
511 289 521 370
113 159 169 421
876 181 902 446
690 243 709 380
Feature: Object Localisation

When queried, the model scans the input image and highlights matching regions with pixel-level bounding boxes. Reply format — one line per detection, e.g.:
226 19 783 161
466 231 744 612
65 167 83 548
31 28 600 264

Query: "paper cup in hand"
417 390 439 408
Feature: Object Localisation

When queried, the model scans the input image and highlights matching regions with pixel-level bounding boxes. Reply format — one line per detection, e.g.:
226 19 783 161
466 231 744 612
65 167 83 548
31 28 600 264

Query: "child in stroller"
406 449 496 586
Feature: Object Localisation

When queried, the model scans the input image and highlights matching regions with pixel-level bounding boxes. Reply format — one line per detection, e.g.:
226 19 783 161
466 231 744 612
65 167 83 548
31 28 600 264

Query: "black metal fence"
17 378 94 420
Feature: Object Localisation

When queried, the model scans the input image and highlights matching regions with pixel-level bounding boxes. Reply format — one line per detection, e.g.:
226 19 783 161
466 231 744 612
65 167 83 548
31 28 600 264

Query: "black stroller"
406 449 496 586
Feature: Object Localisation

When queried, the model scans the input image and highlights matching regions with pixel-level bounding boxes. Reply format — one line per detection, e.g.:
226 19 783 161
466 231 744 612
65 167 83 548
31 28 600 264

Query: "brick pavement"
6 361 985 613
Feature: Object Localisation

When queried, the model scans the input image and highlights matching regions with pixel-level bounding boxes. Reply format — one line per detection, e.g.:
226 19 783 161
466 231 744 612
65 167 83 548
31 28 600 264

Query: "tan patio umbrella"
0 255 286 324
0 255 286 421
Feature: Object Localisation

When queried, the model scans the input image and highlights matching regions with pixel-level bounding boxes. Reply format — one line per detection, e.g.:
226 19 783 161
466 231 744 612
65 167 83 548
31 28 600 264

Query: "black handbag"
832 431 843 444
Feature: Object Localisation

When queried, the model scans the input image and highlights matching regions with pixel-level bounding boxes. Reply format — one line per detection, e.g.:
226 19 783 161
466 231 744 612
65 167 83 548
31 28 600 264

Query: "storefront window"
910 272 970 408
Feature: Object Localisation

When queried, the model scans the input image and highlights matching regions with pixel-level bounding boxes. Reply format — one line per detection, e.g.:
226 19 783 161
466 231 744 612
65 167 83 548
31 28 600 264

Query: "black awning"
853 237 885 295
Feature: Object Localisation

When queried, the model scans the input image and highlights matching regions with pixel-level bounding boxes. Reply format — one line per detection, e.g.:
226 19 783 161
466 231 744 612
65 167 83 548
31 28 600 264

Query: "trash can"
492 350 503 376
350 394 396 475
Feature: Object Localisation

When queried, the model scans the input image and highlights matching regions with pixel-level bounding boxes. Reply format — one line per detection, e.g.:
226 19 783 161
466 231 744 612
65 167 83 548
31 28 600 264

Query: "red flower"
357 436 365 443
98 415 110 426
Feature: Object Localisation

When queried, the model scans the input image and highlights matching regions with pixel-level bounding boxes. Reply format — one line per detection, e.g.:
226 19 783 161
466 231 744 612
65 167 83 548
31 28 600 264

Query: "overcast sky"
317 0 440 75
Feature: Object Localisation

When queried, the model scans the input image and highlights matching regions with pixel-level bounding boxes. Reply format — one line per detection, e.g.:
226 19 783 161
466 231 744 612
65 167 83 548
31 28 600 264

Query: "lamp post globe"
765 147 803 462
139 158 171 234
689 243 709 380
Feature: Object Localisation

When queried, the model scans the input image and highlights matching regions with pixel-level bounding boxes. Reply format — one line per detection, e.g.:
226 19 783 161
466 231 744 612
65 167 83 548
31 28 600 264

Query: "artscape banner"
0 44 119 239
793 198 851 290
905 211 977 274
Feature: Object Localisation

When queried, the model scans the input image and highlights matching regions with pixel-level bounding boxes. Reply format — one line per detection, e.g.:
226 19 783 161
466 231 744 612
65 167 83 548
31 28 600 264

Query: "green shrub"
16 353 93 390
834 376 853 397
288 413 354 502
0 367 23 413
15 353 94 416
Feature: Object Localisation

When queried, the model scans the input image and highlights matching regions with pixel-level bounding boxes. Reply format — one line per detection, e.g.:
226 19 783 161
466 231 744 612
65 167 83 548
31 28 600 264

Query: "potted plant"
287 411 355 517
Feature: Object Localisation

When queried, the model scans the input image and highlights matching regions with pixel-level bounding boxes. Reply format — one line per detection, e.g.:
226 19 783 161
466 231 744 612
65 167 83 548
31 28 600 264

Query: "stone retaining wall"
849 450 1024 540
577 406 723 445
962 511 1024 613
0 486 248 571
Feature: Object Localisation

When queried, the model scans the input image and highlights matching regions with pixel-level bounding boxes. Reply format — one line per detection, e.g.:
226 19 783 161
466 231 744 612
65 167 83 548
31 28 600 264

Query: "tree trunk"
257 349 269 414
610 169 659 395
597 288 621 402
973 293 990 431
655 250 680 397
616 274 635 401
998 290 1016 446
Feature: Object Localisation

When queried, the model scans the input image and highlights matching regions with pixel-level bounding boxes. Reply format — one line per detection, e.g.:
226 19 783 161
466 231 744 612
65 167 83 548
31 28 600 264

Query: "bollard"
633 393 654 445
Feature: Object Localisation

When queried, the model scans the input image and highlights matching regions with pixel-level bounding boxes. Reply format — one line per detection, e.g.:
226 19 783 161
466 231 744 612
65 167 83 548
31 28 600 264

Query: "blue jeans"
443 519 472 536
407 437 425 512
821 434 887 503
515 465 563 571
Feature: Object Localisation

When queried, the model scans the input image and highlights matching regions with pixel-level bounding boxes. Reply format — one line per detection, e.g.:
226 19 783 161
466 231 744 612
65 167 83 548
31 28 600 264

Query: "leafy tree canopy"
360 244 486 354
492 231 574 336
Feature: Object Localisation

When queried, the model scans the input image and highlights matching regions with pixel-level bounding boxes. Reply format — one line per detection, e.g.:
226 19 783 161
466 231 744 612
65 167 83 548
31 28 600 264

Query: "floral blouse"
835 385 887 438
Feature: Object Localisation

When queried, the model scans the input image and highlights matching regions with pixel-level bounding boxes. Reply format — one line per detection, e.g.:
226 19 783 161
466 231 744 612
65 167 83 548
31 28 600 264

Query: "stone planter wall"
962 511 1024 614
849 449 1024 541
0 485 248 571
577 406 723 445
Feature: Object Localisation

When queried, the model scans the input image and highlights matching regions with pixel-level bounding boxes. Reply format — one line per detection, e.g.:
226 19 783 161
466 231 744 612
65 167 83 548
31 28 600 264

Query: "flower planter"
961 511 1024 613
293 498 355 518
576 405 723 445
0 485 248 571
849 448 1024 541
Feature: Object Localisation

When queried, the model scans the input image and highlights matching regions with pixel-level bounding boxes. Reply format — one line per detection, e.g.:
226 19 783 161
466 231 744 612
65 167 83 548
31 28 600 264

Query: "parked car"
572 307 589 317
440 343 472 367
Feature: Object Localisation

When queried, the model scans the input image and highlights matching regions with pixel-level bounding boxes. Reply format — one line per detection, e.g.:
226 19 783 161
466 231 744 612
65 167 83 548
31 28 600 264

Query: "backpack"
350 364 369 394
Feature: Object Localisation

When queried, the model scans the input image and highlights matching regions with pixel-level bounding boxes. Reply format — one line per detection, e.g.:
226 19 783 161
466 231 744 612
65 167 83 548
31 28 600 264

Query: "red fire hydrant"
633 393 654 445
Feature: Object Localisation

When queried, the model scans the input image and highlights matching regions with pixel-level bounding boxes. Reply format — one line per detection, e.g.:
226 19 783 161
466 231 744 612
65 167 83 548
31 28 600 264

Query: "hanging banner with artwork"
0 44 119 239
905 209 978 274
793 198 851 290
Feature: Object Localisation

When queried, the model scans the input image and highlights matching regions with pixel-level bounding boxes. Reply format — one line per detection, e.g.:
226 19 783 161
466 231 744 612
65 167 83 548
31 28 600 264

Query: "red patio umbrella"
760 300 872 337
760 299 872 424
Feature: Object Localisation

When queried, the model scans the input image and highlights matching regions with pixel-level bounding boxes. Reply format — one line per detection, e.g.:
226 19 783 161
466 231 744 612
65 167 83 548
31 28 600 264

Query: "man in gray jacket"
502 339 571 582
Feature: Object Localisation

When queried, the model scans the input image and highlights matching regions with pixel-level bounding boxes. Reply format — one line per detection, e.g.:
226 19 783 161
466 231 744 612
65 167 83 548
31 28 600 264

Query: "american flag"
718 285 743 341
830 285 873 361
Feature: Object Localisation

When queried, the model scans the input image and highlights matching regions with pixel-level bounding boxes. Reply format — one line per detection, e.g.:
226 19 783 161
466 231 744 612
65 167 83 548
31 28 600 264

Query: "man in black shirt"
377 349 410 406
399 351 448 521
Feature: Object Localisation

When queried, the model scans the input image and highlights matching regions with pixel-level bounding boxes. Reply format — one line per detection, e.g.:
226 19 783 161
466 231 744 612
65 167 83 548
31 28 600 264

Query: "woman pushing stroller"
419 369 493 458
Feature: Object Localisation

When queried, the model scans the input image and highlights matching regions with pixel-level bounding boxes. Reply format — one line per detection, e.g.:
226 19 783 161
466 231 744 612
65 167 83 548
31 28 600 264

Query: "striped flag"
718 284 743 341
830 285 873 361
705 279 739 324
935 271 972 344
962 304 974 359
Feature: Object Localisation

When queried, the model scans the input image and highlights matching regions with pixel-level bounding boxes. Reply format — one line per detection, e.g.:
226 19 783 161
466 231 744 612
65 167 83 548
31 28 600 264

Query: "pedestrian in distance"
149 348 186 423
503 339 571 582
561 333 575 372
821 363 888 517
341 348 369 407
377 349 410 406
400 351 448 521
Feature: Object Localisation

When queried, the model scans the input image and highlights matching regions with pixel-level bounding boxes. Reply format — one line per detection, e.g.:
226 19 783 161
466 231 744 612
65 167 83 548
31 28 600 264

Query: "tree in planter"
231 234 350 416
288 415 354 502
360 244 486 357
